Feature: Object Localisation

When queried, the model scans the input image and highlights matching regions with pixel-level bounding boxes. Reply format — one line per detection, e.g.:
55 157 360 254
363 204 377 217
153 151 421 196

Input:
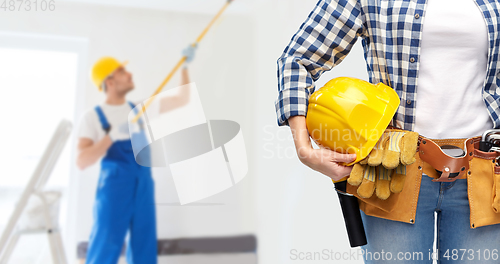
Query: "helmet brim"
98 60 129 92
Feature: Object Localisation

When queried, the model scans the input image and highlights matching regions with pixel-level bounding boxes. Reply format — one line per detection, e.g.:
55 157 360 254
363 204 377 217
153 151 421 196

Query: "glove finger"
382 131 405 169
390 164 406 193
347 163 364 186
367 133 388 166
376 178 391 200
357 166 376 198
400 132 419 166
182 45 197 63
357 177 376 199
375 166 393 200
367 149 384 166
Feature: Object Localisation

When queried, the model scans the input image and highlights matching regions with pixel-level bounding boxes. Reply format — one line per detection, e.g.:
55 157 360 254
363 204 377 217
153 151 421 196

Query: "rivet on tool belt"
417 136 474 182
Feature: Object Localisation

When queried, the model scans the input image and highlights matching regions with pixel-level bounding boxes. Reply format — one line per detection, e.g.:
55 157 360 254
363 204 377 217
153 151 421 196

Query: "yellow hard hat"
306 77 400 166
91 57 128 91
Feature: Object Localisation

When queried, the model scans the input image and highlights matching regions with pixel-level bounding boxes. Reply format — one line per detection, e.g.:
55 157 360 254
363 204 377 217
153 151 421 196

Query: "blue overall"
86 102 157 264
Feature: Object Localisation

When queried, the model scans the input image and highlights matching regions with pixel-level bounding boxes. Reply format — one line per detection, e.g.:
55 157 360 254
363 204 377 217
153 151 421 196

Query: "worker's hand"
288 115 356 182
182 44 198 64
107 123 131 142
298 146 357 182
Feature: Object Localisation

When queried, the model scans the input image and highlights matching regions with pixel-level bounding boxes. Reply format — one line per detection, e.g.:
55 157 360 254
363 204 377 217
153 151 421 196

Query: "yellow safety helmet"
306 77 400 166
91 57 128 91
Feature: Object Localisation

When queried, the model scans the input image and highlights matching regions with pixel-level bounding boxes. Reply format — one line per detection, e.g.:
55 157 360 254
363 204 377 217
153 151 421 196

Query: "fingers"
330 151 357 164
359 156 368 165
382 149 400 169
354 166 377 198
358 178 376 198
400 132 419 165
376 166 392 200
376 178 391 200
299 148 355 182
367 149 384 166
182 44 197 63
367 133 388 166
390 173 406 193
347 164 364 186
315 164 353 182
382 131 404 169
390 164 407 193
333 166 354 180
323 160 354 181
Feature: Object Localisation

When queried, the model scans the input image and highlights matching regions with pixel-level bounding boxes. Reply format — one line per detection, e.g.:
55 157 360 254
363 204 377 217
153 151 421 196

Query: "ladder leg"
0 232 21 264
52 230 67 264
39 193 64 264
47 230 61 264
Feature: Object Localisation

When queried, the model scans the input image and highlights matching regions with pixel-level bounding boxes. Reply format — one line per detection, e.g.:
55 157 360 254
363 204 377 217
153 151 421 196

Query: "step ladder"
0 120 72 264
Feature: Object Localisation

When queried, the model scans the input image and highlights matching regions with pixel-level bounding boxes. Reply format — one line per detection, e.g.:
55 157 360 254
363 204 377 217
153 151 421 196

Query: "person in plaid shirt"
277 0 500 262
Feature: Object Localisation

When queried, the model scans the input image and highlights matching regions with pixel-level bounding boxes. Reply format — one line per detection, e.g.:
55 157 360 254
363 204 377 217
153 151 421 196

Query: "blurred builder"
76 45 196 264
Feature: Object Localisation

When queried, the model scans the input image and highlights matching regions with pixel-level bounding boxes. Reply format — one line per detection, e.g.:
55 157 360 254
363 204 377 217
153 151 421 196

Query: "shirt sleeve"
77 110 99 143
275 0 366 126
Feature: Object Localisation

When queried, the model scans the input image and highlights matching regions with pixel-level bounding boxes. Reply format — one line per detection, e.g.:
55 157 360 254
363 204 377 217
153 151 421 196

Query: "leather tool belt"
418 136 476 182
346 128 500 229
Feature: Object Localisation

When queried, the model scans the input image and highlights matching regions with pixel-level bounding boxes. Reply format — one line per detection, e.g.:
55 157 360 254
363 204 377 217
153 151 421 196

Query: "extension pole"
132 0 234 123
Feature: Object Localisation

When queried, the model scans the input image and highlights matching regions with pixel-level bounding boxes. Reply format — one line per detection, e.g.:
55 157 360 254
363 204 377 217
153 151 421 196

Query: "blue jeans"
359 174 500 263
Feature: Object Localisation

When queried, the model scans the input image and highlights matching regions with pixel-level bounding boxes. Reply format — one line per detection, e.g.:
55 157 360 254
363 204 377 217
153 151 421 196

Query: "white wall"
0 0 370 263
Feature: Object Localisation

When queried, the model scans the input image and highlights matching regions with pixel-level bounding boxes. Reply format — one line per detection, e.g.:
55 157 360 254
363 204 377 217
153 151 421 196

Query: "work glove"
347 129 419 200
107 123 132 142
182 43 198 64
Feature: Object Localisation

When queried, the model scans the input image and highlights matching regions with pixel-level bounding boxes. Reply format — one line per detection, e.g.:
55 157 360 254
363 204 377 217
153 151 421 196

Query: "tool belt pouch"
345 159 422 224
344 127 423 224
468 139 500 228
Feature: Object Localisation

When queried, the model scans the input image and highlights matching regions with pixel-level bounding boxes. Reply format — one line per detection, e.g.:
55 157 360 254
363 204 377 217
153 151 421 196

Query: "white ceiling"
58 0 255 14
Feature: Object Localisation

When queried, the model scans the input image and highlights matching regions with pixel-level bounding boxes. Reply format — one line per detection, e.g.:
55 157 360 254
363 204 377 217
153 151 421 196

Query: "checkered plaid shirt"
276 0 500 131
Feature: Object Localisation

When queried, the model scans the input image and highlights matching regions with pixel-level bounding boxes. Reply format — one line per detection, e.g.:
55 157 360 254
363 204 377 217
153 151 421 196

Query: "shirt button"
410 57 415 63
415 13 420 19
407 100 411 105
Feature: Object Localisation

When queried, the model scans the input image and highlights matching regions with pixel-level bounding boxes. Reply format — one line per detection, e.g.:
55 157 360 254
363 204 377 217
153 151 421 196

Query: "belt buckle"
432 166 462 182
